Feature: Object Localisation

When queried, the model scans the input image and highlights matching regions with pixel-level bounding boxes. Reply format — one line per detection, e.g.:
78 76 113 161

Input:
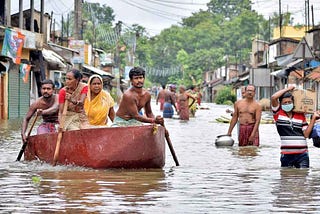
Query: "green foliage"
214 86 236 104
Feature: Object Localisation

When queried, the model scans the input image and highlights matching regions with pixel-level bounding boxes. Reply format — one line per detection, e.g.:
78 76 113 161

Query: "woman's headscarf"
86 74 103 102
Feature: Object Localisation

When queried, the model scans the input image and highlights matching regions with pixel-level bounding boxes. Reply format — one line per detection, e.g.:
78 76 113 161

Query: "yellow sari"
84 88 115 126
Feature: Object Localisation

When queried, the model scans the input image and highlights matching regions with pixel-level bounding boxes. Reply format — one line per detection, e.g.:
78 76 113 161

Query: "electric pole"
74 0 82 40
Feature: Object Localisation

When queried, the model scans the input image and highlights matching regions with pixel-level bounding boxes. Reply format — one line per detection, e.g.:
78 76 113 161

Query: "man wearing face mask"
271 85 319 168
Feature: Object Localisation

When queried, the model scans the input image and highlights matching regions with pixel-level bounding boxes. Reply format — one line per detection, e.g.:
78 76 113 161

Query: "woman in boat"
84 74 115 126
58 69 89 130
177 85 195 121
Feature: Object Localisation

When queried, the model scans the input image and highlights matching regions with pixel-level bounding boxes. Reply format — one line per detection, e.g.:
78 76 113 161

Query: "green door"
8 64 30 119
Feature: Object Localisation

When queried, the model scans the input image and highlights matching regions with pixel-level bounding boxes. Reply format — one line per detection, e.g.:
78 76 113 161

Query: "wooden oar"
161 123 180 166
16 114 39 161
53 100 68 166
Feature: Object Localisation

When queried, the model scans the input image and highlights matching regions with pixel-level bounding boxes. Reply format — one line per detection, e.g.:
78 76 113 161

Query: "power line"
139 0 196 12
118 0 182 22
149 0 207 6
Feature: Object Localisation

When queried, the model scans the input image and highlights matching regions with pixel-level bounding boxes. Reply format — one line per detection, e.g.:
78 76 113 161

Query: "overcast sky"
11 0 320 36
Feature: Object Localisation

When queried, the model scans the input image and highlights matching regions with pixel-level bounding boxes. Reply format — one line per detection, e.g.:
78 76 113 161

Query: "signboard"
68 40 85 64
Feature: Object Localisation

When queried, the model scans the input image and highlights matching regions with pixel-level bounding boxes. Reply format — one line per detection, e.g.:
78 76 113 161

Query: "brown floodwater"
1 101 320 213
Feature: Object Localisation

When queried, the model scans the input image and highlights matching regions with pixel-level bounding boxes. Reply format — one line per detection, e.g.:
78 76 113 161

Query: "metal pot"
215 135 234 147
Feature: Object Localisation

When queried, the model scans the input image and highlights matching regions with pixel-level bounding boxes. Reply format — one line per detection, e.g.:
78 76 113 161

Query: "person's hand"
21 133 27 143
287 85 295 91
65 93 72 101
248 135 255 144
155 115 164 125
36 109 43 116
313 110 320 120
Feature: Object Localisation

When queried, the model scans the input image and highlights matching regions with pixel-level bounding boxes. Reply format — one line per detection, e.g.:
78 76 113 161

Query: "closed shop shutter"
8 65 30 119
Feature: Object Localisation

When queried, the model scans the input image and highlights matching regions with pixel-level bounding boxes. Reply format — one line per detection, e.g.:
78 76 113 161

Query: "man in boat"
113 67 163 126
227 84 262 146
21 79 59 142
163 84 177 118
271 86 319 168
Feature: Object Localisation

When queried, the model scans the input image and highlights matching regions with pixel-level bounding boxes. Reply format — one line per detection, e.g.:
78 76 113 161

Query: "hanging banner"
20 63 31 83
1 28 25 64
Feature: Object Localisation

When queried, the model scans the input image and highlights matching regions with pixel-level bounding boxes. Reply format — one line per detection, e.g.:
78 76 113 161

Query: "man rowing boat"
21 79 59 142
113 67 163 126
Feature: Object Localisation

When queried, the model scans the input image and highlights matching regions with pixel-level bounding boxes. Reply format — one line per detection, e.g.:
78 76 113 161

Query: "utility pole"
311 5 314 29
114 21 122 104
74 0 82 40
279 0 282 38
61 15 64 45
305 0 307 32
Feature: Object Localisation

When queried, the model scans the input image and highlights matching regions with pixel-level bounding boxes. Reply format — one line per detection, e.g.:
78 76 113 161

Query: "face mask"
281 103 293 112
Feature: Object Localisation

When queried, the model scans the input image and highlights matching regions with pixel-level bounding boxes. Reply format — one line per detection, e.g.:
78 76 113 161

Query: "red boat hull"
25 125 166 169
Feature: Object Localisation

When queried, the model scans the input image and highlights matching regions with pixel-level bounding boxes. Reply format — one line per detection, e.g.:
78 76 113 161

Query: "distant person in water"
177 85 195 121
163 85 177 118
227 84 262 146
113 67 163 127
156 84 166 111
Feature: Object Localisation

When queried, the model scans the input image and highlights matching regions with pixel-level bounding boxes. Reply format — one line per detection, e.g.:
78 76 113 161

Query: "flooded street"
1 101 320 213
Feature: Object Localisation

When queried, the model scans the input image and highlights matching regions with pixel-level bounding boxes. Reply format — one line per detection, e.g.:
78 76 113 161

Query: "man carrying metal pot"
227 84 262 146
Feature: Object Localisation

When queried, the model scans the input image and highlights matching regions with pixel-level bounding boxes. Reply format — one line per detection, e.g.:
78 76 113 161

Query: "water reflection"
3 103 320 213
271 168 319 213
236 146 259 157
35 169 166 212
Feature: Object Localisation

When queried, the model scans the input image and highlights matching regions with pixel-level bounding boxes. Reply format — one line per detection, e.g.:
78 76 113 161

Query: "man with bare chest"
163 85 177 118
227 84 262 146
114 67 163 126
21 79 59 143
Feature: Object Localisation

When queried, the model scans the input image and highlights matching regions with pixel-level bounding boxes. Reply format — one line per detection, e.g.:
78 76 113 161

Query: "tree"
207 0 252 21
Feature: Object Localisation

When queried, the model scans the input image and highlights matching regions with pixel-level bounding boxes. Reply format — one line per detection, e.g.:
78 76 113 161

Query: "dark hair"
41 79 55 89
129 67 145 79
245 84 255 91
279 91 294 103
68 69 83 81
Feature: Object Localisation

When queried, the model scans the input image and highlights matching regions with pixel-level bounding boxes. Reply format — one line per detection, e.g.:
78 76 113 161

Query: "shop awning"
82 64 114 78
42 48 67 68
271 69 287 77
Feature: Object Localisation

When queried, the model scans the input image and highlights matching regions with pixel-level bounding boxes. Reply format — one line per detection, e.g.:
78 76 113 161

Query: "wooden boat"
24 125 166 169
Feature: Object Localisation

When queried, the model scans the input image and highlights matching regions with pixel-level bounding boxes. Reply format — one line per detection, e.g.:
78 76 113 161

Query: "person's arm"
58 88 66 122
21 104 37 143
271 85 295 108
108 107 115 122
304 111 320 138
171 93 178 112
249 103 262 142
227 101 239 136
40 95 59 116
187 93 196 108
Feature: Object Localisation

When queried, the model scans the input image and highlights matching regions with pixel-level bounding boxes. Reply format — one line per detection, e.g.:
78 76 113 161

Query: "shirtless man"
163 85 177 118
21 79 59 142
156 85 166 111
114 67 163 126
227 84 262 146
